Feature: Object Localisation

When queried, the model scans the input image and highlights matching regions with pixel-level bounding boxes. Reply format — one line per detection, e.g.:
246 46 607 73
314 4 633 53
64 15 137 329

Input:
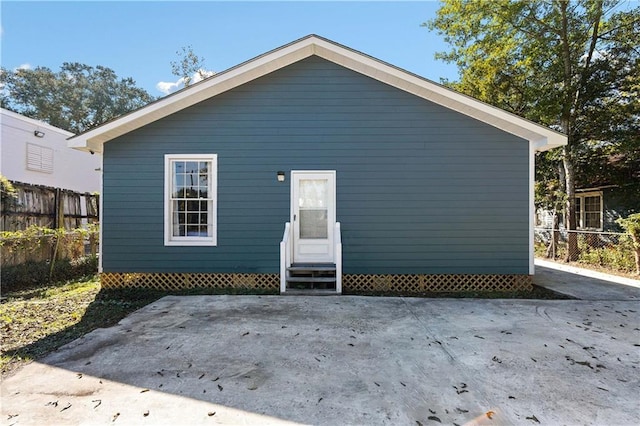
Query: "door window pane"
299 179 328 239
299 179 327 208
300 210 328 239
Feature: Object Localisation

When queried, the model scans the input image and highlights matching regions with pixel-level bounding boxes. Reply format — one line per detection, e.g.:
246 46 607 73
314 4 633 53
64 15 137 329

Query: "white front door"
291 171 336 264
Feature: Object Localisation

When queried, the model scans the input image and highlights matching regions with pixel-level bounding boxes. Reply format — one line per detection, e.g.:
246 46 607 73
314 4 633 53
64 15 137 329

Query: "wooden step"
286 276 336 283
282 289 339 296
285 263 337 293
288 264 336 273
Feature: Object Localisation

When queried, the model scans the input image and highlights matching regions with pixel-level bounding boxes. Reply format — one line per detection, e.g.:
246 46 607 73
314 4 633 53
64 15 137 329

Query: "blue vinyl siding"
102 56 529 274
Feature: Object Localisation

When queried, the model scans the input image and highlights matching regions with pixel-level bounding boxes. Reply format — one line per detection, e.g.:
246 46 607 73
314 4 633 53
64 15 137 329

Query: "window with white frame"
574 192 603 230
164 154 217 246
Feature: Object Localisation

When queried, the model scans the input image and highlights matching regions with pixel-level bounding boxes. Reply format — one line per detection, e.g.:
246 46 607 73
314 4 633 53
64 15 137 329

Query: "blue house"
70 35 567 294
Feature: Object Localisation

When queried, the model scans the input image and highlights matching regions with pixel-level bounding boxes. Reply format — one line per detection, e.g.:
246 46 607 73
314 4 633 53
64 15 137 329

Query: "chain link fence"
534 227 636 275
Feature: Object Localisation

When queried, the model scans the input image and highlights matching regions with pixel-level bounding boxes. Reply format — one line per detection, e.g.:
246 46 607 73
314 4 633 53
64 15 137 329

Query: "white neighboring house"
0 108 101 193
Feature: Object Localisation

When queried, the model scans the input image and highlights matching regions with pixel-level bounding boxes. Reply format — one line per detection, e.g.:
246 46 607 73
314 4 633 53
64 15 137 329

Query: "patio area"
2 294 638 425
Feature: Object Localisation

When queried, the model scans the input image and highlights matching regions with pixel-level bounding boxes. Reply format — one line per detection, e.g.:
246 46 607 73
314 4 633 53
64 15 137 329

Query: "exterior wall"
102 56 529 275
0 108 101 193
603 183 640 231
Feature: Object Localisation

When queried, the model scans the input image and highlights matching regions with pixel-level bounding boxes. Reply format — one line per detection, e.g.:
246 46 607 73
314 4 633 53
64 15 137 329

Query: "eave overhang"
69 35 567 153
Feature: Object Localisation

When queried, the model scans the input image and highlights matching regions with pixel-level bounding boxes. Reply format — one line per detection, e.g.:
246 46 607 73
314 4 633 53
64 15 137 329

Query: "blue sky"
1 1 459 97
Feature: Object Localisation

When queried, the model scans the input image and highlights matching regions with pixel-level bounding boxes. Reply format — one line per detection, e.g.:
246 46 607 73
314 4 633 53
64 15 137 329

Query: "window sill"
164 239 217 247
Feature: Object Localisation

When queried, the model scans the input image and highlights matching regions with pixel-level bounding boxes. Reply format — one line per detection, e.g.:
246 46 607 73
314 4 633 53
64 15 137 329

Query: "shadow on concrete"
534 265 640 301
1 288 166 375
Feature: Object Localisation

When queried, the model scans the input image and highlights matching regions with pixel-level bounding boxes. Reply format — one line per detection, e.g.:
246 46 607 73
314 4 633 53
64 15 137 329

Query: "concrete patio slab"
2 296 639 425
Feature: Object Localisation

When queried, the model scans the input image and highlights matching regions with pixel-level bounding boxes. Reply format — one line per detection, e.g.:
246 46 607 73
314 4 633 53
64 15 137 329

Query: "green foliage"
170 45 211 87
617 213 640 247
1 256 98 293
0 63 155 133
0 174 17 197
535 178 565 212
426 0 640 228
0 174 17 208
1 224 98 244
535 228 637 275
425 1 640 135
1 225 60 246
577 236 635 273
0 225 100 291
1 225 97 257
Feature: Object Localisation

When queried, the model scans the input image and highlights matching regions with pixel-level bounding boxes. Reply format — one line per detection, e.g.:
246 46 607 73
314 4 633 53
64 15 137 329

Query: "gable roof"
69 34 567 154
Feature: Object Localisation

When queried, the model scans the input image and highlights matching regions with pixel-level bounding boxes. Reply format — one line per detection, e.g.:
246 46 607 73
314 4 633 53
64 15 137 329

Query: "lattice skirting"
101 272 532 293
343 274 532 293
100 272 280 291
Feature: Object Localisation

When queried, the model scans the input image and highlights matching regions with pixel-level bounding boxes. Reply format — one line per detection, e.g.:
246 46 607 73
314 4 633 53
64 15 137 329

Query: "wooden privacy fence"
1 181 99 232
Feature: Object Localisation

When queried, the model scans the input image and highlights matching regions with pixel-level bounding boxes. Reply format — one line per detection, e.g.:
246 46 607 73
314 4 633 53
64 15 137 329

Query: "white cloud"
16 63 32 71
192 69 215 83
156 77 186 95
156 69 215 95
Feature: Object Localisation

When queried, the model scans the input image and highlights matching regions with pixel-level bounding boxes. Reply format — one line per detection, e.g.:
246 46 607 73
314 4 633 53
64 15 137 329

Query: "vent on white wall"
26 143 54 173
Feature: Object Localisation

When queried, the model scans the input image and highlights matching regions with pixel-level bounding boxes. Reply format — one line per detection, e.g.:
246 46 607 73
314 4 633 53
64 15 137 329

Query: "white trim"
1 107 74 137
164 154 218 246
529 142 535 275
280 222 292 294
291 170 337 264
576 185 617 192
575 191 604 231
69 35 567 154
98 153 103 273
334 222 342 294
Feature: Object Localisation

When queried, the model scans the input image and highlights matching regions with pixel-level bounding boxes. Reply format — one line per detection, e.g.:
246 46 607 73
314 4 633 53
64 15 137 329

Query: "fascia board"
70 35 567 153
313 40 566 150
1 108 75 137
70 41 317 153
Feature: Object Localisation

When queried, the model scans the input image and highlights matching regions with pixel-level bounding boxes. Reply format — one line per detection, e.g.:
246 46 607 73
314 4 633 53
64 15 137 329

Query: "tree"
426 0 640 261
0 63 154 133
170 45 211 87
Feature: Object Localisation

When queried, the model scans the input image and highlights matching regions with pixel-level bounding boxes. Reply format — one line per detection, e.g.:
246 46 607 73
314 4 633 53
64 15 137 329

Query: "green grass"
0 277 163 377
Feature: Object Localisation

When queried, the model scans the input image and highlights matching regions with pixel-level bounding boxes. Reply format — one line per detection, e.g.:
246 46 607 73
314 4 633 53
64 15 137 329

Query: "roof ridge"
69 35 566 153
